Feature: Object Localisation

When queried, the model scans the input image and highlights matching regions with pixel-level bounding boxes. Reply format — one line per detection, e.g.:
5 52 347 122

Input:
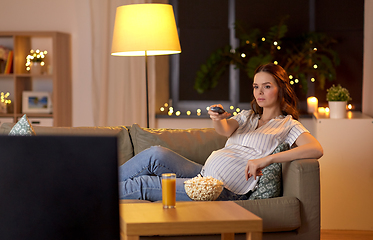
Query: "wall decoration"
22 91 52 114
25 49 48 74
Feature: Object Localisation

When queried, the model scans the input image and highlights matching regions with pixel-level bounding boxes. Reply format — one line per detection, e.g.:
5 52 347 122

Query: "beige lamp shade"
111 3 181 56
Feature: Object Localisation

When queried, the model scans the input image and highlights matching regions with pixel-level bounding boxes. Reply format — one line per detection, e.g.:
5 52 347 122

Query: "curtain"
90 0 167 127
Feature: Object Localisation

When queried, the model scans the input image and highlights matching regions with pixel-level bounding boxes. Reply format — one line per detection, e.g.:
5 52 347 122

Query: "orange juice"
162 174 176 208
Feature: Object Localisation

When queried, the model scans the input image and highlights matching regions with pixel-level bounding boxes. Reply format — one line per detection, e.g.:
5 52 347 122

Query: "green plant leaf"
246 54 273 79
326 84 352 101
194 45 232 93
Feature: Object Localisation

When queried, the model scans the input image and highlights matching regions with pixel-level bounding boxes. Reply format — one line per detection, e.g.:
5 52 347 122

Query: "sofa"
0 122 320 240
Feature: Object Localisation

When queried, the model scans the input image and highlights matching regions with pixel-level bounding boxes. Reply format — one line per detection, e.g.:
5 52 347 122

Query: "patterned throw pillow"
249 142 290 200
8 114 36 136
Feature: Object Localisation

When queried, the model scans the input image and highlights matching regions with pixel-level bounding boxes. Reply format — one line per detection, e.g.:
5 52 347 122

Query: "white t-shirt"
201 110 309 194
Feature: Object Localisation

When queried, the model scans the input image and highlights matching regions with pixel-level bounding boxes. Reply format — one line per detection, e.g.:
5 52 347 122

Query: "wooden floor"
321 230 373 240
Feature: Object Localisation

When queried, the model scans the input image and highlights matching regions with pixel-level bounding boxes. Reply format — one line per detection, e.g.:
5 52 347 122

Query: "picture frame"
22 91 53 114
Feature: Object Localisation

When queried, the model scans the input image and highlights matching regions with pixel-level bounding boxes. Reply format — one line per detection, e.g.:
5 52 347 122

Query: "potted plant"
326 84 352 118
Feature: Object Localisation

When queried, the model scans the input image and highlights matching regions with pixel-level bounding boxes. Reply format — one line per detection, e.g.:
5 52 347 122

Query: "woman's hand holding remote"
208 104 230 121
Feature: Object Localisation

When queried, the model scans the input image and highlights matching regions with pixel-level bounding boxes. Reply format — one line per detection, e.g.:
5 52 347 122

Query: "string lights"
252 36 321 87
0 91 11 113
0 91 11 105
159 103 242 117
25 49 48 71
174 33 324 117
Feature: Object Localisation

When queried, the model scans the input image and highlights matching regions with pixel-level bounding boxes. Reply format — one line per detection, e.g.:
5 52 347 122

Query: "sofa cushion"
236 196 301 232
0 123 133 165
129 124 227 165
249 142 290 200
0 122 13 135
249 163 282 200
8 114 36 136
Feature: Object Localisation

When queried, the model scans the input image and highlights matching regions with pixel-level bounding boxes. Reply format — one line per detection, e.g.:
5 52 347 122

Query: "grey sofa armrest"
0 123 133 165
282 159 320 239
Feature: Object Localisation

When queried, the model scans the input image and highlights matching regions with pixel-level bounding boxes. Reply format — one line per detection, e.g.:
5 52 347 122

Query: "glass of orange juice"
162 173 176 208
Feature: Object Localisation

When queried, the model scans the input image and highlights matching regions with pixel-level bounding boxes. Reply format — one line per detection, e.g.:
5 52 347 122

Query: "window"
169 0 363 115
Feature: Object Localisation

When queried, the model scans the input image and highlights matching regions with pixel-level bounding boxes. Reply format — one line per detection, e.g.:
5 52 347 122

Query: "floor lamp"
111 3 181 128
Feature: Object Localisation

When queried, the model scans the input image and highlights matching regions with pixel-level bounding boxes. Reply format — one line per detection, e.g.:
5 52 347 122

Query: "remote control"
210 106 225 114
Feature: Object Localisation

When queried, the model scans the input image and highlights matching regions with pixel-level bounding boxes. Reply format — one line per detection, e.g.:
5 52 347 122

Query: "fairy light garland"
1 92 11 105
25 49 48 71
253 35 320 86
0 92 11 113
160 35 321 117
159 103 242 117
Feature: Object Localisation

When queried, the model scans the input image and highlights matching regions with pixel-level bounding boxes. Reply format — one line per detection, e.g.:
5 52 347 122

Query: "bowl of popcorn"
184 176 224 201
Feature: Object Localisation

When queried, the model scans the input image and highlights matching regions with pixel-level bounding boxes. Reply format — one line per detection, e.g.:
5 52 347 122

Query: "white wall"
363 0 373 117
0 1 371 127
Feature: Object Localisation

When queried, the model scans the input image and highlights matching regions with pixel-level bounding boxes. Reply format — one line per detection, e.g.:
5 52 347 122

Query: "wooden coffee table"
119 201 262 240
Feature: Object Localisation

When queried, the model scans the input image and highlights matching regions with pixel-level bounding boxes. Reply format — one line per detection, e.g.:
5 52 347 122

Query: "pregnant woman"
118 63 323 201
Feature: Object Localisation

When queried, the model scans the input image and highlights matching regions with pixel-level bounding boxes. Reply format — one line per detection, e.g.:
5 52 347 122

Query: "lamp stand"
145 51 149 128
111 4 181 128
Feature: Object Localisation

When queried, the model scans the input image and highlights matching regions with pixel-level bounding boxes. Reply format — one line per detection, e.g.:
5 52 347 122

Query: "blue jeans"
118 146 249 201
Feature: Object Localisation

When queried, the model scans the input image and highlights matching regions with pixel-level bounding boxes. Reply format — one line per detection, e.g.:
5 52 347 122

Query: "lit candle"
318 107 326 113
347 111 353 119
307 97 318 114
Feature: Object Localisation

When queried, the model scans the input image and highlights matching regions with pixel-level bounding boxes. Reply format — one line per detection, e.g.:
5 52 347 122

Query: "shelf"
0 74 14 78
0 31 71 127
16 113 53 118
0 74 53 78
0 113 14 117
16 74 53 78
314 111 372 120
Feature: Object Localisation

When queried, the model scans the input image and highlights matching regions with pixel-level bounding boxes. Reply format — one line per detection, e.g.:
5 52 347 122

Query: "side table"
119 201 262 240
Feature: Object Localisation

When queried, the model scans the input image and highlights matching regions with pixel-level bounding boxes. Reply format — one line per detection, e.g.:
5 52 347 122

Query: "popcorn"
184 175 224 201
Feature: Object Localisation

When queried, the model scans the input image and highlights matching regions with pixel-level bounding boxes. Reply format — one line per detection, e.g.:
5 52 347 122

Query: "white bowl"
184 176 224 201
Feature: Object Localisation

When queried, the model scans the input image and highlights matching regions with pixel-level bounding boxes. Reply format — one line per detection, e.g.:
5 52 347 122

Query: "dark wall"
178 0 230 101
236 0 310 104
314 0 364 109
